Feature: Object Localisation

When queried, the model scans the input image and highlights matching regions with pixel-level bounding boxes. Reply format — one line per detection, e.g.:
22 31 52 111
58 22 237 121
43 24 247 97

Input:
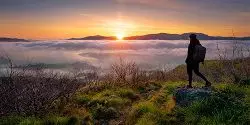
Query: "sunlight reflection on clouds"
1 40 249 70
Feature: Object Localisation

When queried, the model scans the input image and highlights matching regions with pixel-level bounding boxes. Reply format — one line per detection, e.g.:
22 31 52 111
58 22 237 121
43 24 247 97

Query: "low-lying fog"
0 40 249 72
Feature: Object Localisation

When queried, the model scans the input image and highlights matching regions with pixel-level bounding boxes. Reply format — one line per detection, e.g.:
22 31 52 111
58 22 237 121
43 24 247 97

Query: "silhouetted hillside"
124 33 181 40
68 35 116 40
68 33 250 40
0 37 30 42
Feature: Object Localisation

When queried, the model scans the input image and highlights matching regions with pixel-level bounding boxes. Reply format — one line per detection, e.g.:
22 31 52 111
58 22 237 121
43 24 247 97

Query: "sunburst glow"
103 20 134 40
116 32 125 40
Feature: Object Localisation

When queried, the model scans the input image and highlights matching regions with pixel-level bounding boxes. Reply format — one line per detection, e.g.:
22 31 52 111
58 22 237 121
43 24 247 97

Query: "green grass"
91 104 118 120
88 89 135 108
43 116 77 125
117 88 137 99
0 116 27 125
2 58 250 125
135 113 157 125
73 88 138 122
127 82 178 125
1 81 250 125
0 116 77 125
175 84 250 125
127 102 159 125
75 95 91 104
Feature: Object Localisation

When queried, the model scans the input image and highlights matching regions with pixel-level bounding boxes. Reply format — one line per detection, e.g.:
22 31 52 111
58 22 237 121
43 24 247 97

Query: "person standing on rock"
185 34 211 88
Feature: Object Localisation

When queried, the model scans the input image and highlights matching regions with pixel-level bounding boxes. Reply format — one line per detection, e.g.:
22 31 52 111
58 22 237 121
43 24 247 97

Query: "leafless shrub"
216 38 250 84
100 58 149 88
97 59 176 88
0 56 98 116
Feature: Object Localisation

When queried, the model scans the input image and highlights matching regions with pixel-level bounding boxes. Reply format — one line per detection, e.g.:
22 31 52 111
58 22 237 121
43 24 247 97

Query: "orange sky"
1 16 247 40
1 0 250 39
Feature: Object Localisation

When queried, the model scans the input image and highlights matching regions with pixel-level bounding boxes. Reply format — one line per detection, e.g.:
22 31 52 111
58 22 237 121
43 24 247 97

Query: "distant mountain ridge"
68 33 250 40
0 37 30 42
68 35 116 40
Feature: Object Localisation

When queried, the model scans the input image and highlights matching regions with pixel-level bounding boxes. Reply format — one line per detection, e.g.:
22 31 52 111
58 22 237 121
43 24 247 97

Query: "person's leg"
193 63 211 86
187 63 193 87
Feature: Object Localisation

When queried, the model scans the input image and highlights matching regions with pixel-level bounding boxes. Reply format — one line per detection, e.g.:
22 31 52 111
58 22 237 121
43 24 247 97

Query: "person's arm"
185 44 194 63
201 57 205 64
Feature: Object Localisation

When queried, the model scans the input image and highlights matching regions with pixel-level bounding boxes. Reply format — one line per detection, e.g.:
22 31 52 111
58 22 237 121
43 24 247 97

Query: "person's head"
189 34 200 44
189 34 197 40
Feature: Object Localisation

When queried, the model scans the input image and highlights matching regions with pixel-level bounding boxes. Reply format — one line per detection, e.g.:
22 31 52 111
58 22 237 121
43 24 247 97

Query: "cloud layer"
1 40 249 70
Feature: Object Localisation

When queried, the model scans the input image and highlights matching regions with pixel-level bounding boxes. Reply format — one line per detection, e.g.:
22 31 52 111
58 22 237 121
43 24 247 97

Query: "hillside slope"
166 59 250 84
1 81 249 125
1 59 250 125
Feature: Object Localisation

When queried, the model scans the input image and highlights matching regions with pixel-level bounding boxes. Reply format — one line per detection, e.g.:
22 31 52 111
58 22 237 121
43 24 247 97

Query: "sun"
116 32 125 40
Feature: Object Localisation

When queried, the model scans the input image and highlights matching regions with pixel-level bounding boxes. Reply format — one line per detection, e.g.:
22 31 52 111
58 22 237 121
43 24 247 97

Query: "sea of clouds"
0 40 249 71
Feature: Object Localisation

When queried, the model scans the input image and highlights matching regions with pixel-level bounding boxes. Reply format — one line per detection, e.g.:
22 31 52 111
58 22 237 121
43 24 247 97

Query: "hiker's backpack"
193 45 206 62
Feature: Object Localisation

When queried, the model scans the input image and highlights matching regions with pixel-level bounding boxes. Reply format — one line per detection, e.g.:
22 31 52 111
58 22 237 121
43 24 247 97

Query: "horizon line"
1 32 250 40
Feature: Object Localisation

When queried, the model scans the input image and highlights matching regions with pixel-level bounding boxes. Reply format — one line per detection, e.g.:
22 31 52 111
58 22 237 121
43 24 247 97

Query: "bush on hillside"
175 85 250 125
0 56 93 116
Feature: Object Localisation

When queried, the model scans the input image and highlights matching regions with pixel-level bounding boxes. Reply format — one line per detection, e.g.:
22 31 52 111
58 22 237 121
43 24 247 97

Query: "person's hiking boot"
185 85 193 89
204 81 211 87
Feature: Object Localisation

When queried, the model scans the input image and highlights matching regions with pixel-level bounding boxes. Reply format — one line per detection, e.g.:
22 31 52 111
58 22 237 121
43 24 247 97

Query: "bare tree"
0 55 99 116
216 35 250 84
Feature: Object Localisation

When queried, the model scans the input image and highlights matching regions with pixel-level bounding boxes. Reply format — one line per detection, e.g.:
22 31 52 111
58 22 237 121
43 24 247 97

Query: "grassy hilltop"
1 82 249 125
0 59 250 125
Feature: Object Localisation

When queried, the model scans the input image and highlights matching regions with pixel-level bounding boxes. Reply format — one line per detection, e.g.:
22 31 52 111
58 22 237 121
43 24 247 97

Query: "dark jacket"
185 38 201 64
